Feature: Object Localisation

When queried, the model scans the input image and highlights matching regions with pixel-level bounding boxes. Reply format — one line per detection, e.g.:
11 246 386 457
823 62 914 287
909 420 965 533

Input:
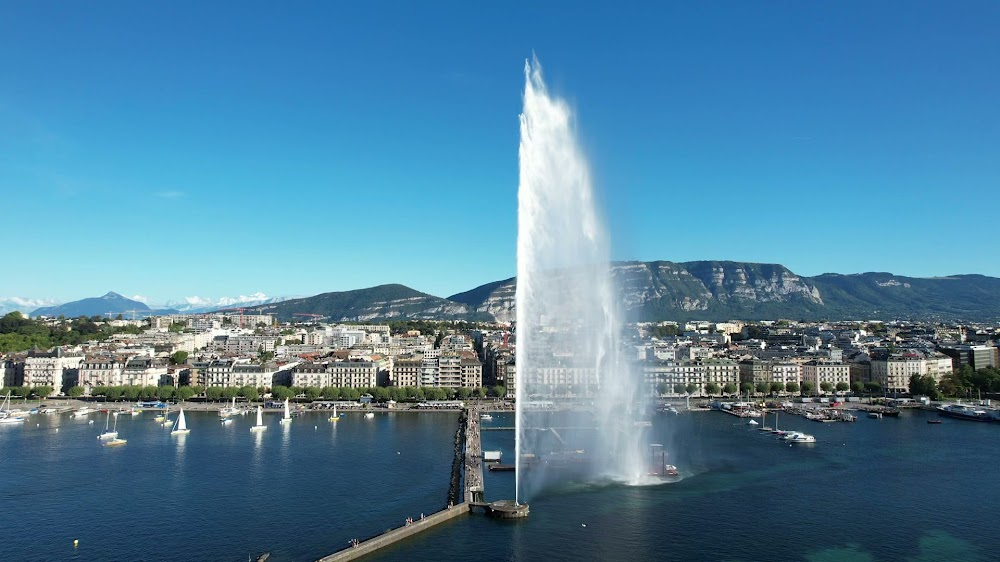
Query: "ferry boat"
936 404 996 422
782 431 816 444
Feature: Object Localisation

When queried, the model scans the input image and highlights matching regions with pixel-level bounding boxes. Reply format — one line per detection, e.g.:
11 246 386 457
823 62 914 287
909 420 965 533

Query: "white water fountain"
515 57 650 504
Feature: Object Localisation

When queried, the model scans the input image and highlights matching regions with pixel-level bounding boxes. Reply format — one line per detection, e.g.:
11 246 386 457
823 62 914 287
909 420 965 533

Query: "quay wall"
316 503 470 562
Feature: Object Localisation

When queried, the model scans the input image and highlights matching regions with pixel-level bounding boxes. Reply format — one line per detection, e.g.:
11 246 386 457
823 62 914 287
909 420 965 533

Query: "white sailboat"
250 405 267 432
279 399 292 425
0 391 25 425
171 409 190 435
104 414 126 446
98 412 118 440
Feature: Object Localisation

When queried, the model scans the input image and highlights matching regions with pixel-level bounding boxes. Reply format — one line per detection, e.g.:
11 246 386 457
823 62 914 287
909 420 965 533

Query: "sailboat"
250 405 267 432
98 412 118 440
329 405 340 422
220 397 240 418
104 414 126 446
171 409 191 435
0 391 25 425
279 399 292 425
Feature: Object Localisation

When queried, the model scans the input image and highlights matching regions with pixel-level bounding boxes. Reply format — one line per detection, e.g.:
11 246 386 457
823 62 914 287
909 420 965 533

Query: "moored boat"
936 404 995 422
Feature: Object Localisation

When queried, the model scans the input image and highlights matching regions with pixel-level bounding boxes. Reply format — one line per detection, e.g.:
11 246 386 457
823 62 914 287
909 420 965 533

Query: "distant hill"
31 292 159 318
243 284 485 322
451 262 1000 322
28 263 1000 323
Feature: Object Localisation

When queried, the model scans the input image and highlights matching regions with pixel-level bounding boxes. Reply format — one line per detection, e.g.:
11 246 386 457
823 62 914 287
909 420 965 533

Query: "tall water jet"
515 57 648 504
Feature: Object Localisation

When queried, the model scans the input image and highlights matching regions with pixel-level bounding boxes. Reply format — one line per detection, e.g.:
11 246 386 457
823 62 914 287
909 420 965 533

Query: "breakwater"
317 408 486 561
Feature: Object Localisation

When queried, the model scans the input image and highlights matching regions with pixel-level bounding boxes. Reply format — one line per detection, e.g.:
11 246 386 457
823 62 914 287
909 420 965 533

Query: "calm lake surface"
2 406 996 561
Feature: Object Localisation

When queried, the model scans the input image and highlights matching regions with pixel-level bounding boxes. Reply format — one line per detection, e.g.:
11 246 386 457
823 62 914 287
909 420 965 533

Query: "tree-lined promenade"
0 384 509 404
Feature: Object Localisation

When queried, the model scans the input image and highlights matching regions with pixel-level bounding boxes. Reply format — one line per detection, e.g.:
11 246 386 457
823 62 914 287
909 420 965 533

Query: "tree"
785 382 800 394
106 387 124 401
740 382 755 395
123 386 142 401
321 386 340 400
374 387 391 402
755 382 770 396
240 386 259 402
141 386 157 400
864 381 882 395
705 382 720 396
68 386 85 398
656 382 669 396
176 386 196 401
851 381 864 394
168 321 186 333
221 387 240 401
801 381 816 395
723 383 737 395
271 386 293 401
205 387 224 401
835 382 850 393
908 374 940 400
820 382 834 394
770 382 784 395
474 387 486 400
673 383 687 394
490 385 506 399
170 350 189 365
156 386 175 400
456 387 472 400
685 383 698 395
304 386 322 400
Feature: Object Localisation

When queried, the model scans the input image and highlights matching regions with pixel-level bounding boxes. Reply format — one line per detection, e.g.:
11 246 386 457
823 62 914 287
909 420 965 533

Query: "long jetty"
317 408 485 561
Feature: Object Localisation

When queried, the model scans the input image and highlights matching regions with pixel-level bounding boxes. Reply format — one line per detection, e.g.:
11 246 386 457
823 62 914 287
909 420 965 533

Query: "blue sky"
2 1 998 305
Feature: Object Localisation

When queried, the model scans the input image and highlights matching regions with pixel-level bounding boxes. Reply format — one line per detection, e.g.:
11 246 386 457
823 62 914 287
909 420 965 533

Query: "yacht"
480 413 493 421
74 407 95 418
364 412 375 419
937 404 996 422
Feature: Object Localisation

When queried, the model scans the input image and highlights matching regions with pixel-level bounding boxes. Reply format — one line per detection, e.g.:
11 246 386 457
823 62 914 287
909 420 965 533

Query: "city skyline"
3 1 998 303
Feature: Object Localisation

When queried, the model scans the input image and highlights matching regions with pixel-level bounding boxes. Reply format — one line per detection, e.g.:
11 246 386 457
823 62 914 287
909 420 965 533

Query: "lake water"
1 407 997 561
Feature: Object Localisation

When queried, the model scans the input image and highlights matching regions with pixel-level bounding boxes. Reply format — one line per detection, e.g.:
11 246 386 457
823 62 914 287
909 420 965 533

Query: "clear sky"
2 1 998 305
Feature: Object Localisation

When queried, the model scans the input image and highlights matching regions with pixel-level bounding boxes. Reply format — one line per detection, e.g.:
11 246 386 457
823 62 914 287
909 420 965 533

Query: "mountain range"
246 261 1000 323
24 261 1000 322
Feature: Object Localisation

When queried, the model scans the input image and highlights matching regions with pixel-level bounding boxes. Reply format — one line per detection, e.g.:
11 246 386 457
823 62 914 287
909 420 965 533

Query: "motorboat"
782 431 816 444
480 414 493 421
364 412 375 419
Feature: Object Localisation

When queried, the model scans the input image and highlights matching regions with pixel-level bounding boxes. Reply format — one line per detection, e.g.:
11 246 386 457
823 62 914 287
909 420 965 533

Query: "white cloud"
130 294 149 304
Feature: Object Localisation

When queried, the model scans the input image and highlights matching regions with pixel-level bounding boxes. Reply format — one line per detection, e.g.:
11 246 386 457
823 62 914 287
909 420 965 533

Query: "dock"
316 407 502 561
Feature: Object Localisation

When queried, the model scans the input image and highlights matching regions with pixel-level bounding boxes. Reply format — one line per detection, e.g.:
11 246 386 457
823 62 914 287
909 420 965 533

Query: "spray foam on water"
515 57 653 504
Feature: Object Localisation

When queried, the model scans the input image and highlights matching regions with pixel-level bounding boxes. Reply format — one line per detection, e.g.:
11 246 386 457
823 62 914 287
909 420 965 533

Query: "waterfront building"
23 348 83 395
939 344 998 371
391 354 423 387
802 361 851 394
291 362 331 389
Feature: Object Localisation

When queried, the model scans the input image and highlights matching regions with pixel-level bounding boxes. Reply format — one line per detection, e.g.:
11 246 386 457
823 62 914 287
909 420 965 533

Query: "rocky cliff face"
451 261 827 322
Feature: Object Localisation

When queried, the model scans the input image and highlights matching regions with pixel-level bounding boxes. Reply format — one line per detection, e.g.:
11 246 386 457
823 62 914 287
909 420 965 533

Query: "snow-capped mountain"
163 293 293 313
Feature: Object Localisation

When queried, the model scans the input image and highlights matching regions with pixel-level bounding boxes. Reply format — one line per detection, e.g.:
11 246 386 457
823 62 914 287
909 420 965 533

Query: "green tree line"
0 312 142 353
